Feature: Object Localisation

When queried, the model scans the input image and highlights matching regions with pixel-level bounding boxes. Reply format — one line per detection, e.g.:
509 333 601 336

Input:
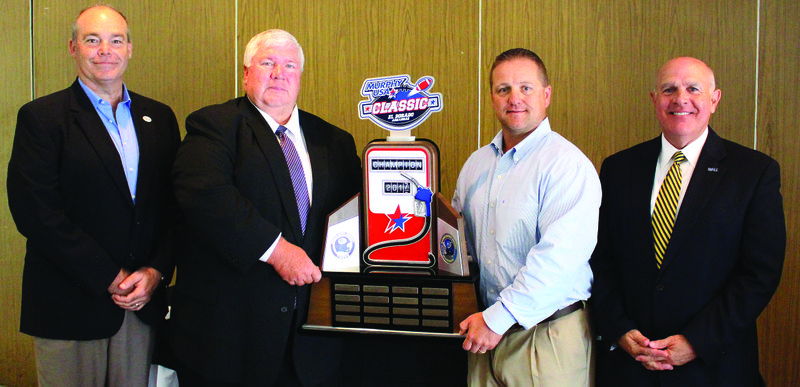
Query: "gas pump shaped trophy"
304 75 479 336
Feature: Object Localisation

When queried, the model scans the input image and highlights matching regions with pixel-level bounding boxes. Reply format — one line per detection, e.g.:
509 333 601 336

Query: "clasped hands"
619 329 697 371
108 267 162 311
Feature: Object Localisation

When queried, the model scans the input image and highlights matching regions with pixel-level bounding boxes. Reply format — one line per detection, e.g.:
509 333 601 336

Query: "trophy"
304 75 478 336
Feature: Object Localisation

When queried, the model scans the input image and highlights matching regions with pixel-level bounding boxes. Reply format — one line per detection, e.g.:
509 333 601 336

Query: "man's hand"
111 267 162 311
618 329 671 370
268 237 322 286
108 268 132 296
642 334 697 370
459 312 502 354
618 330 696 371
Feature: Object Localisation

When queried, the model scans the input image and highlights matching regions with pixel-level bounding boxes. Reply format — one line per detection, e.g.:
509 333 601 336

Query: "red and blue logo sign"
358 75 443 131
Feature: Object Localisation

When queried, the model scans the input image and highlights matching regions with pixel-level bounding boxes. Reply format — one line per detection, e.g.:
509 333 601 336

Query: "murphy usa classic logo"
358 75 443 131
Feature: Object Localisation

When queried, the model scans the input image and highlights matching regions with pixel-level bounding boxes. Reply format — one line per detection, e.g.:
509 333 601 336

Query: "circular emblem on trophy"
330 232 356 259
439 234 457 264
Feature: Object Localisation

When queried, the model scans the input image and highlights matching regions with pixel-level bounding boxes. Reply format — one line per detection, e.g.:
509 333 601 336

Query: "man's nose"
98 41 110 55
508 88 523 103
672 89 689 104
271 65 283 78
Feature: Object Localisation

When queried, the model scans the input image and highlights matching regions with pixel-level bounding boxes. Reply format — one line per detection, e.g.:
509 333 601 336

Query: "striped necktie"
276 126 309 234
652 151 686 268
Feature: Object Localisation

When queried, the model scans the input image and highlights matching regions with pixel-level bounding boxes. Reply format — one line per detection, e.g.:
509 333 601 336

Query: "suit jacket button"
280 306 289 313
656 284 665 291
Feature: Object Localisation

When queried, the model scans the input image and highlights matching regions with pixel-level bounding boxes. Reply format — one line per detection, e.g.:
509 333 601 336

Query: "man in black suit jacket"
169 29 362 386
6 5 180 386
590 56 785 386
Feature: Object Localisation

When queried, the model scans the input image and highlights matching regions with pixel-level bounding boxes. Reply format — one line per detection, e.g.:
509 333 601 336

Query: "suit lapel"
241 99 305 242
661 128 727 270
630 138 662 263
301 111 330 247
632 139 661 222
69 81 134 207
129 94 152 207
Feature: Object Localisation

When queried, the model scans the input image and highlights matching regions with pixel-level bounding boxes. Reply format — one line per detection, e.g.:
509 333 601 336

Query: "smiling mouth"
671 112 693 116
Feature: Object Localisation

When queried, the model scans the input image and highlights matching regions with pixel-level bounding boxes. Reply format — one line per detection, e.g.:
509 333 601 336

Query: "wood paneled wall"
1 1 797 385
31 0 237 129
2 3 33 386
481 1 760 165
238 0 480 195
757 1 800 385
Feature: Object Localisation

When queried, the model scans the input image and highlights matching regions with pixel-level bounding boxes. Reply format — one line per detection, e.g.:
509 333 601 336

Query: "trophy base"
304 268 479 337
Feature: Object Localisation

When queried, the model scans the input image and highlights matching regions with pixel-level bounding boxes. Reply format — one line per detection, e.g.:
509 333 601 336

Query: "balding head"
650 57 721 149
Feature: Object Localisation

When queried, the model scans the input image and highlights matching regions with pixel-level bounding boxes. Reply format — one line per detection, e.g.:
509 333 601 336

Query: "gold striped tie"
652 151 686 268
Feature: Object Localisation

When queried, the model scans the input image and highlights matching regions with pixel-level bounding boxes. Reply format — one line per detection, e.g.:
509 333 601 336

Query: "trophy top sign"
358 74 443 140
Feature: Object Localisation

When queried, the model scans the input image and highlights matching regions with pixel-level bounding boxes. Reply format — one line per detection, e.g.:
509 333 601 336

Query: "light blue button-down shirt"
78 78 139 202
452 117 601 335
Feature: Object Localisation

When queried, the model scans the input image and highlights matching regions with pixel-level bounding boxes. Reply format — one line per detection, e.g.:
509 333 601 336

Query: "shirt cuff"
259 233 282 263
483 301 517 335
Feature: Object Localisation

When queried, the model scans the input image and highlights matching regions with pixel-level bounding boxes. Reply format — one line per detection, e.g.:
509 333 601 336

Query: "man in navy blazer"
7 5 180 385
169 29 361 386
591 57 786 386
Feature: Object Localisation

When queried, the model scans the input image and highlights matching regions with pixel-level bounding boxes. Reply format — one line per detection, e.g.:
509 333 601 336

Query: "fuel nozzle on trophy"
304 74 478 336
402 173 432 218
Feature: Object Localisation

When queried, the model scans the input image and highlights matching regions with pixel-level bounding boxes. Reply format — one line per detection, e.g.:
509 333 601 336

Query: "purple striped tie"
276 126 309 234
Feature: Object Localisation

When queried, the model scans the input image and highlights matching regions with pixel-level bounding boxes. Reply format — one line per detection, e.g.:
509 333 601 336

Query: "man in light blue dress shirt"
453 48 601 386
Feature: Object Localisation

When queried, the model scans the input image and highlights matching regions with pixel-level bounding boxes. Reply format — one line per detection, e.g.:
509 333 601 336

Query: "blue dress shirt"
78 78 139 202
452 117 601 335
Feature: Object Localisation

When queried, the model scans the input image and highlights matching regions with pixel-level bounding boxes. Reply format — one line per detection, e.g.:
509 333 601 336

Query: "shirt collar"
77 77 131 108
248 99 301 136
658 126 708 168
490 116 552 161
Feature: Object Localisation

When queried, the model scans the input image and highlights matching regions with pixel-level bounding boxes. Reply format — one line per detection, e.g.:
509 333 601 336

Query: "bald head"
650 56 721 149
72 5 130 42
655 57 716 91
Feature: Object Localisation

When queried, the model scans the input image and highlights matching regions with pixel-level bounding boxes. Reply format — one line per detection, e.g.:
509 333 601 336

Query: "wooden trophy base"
304 268 478 337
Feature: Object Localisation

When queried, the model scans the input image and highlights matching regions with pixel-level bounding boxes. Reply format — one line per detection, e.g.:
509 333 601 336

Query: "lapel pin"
708 167 718 172
143 116 152 122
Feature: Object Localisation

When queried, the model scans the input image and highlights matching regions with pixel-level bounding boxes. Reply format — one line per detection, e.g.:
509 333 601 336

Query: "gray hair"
243 29 305 71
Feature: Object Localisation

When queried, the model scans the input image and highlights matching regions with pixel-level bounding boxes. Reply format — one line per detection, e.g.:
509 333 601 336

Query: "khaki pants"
468 308 594 387
33 310 156 387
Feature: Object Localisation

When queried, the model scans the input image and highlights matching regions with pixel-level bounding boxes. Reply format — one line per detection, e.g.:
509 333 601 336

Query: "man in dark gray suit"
169 29 362 386
591 57 786 386
7 5 180 386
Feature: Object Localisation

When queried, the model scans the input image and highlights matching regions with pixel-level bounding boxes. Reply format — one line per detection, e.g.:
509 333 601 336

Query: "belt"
540 300 585 324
